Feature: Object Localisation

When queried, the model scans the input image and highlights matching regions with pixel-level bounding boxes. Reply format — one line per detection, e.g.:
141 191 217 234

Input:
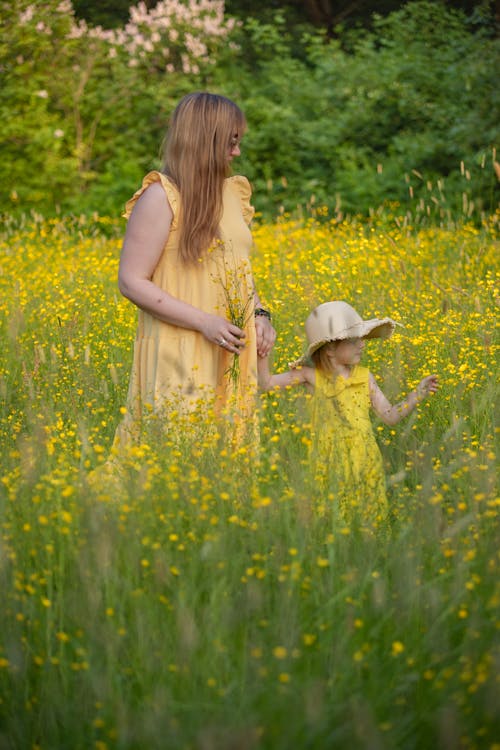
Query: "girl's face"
328 337 365 367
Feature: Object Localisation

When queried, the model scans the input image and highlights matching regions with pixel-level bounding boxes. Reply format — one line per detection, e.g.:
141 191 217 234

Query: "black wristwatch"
254 307 272 321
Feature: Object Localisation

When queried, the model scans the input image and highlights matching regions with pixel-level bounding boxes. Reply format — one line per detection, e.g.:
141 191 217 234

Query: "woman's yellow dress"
310 365 388 524
113 171 258 448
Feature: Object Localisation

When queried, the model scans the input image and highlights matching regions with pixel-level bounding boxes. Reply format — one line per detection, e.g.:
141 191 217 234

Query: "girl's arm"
369 373 438 426
118 184 245 353
257 355 314 391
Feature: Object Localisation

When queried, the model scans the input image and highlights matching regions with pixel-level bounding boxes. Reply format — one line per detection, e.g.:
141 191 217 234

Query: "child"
258 301 438 524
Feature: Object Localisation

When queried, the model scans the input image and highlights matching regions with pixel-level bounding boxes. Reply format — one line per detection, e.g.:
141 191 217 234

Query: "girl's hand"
416 374 439 401
200 313 246 354
255 315 276 357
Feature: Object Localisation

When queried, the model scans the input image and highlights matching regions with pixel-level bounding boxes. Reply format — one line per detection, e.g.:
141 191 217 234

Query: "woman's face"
228 133 241 161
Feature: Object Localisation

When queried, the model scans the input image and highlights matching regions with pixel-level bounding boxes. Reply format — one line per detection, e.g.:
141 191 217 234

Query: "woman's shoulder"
123 171 179 221
226 175 255 224
226 174 251 190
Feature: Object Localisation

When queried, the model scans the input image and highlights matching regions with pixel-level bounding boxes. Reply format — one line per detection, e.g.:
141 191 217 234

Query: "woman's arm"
118 184 245 353
369 373 438 426
258 355 314 391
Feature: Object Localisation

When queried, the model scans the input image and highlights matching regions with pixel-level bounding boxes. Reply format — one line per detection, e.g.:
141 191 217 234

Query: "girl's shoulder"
316 364 370 391
291 364 315 386
354 365 370 382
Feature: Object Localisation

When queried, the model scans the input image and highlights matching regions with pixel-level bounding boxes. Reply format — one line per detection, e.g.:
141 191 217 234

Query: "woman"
114 92 275 447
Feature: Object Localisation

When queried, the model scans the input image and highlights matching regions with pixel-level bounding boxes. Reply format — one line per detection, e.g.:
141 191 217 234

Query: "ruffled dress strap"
123 171 179 229
317 365 368 397
346 365 369 387
227 175 255 225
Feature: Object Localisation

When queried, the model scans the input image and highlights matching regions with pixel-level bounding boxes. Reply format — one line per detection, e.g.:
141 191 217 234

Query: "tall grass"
0 212 498 749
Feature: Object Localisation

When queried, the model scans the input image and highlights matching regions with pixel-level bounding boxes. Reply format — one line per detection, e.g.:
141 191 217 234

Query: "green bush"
231 1 499 221
1 1 498 222
0 0 234 216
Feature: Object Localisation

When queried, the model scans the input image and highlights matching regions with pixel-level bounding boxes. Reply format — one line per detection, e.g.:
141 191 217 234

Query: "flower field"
0 212 498 749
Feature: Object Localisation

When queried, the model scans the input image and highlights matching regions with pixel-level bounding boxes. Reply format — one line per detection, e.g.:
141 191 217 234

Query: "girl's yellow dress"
310 365 388 524
113 171 258 448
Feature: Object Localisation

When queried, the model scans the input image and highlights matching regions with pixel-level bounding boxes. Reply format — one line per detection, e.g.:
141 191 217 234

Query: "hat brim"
293 317 400 366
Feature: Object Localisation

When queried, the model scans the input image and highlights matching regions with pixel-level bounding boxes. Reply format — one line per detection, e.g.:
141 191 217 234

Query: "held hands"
200 311 276 357
200 313 246 354
416 374 439 401
255 315 276 358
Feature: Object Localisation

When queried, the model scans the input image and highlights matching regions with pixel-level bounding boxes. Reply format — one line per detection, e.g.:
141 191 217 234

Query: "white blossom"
61 0 236 74
19 5 34 24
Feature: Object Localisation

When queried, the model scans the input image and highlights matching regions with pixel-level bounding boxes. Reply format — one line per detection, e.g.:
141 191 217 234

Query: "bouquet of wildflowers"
215 244 254 389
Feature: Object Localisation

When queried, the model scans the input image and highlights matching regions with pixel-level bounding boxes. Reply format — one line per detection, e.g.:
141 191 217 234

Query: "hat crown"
291 300 398 366
305 301 364 345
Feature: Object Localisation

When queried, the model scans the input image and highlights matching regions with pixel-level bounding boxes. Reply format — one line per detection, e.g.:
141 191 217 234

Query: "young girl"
258 301 438 525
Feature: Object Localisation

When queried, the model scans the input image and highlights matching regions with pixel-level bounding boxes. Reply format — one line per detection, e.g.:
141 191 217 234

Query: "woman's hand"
255 315 276 357
199 313 246 354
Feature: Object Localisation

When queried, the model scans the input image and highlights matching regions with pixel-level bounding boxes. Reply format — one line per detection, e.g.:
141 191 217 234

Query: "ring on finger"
219 337 227 346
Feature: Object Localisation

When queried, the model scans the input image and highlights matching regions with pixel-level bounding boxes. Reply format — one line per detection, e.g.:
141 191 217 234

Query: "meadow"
0 210 498 749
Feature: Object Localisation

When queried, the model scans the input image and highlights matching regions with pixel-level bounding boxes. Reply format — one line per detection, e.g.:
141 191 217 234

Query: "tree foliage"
1 0 236 214
1 0 498 221
226 0 500 219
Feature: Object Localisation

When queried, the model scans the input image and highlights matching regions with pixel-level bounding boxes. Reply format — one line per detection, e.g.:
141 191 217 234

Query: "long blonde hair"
162 92 246 263
311 342 336 374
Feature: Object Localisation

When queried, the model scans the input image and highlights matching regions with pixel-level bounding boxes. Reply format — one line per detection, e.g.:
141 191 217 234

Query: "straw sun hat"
300 301 400 361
